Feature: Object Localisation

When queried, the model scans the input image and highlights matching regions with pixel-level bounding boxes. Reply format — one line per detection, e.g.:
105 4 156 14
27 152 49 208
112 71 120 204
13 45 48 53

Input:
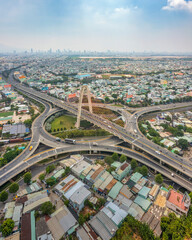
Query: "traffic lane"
0 97 51 176
1 140 192 191
10 77 192 176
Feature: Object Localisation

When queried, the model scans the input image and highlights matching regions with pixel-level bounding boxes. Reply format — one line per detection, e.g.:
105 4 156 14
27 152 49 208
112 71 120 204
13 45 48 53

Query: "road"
8 74 192 179
0 72 192 191
1 142 192 191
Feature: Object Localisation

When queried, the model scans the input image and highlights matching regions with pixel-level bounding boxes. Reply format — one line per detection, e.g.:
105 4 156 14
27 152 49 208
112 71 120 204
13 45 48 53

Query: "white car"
156 151 160 155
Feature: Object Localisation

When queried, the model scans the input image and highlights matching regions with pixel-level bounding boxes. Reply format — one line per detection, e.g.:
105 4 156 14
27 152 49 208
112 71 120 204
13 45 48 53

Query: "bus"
65 138 76 144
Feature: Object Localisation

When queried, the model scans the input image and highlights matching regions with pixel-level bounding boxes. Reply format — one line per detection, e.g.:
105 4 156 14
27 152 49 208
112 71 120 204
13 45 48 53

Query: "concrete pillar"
131 144 135 150
76 85 93 128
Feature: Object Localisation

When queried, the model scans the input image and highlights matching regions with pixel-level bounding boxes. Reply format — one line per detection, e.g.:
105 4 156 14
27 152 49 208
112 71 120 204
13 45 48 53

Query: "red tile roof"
167 190 187 211
120 163 129 171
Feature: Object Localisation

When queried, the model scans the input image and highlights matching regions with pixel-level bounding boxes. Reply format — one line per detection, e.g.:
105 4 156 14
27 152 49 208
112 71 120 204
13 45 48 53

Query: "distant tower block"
76 85 93 128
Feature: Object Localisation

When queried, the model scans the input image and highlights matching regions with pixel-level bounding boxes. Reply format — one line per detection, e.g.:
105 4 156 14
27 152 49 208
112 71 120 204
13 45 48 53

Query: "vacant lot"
51 115 76 131
0 111 14 117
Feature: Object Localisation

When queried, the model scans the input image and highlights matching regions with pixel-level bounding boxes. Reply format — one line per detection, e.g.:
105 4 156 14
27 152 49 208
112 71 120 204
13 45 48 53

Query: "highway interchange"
0 72 192 191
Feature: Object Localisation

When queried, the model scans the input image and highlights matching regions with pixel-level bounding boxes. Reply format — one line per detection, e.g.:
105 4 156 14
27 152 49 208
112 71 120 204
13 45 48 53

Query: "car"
171 173 174 177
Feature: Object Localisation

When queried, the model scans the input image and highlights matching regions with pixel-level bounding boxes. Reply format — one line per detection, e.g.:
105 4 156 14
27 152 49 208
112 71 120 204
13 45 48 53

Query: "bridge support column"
75 85 93 129
160 160 162 165
131 144 135 150
54 155 58 159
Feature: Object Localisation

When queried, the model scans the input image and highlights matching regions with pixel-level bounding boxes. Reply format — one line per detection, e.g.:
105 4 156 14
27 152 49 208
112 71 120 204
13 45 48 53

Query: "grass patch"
51 115 76 132
38 158 53 164
0 111 14 117
112 104 123 107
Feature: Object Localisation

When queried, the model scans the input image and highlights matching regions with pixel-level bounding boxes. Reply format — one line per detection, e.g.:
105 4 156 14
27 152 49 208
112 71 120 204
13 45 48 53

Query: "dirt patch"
81 206 96 216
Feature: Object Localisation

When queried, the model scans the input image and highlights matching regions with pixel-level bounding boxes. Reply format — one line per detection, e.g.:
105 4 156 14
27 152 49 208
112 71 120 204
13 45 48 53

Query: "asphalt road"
1 72 192 191
1 142 192 191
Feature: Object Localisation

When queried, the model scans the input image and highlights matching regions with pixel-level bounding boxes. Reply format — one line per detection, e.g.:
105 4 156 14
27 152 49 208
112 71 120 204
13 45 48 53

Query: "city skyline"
0 0 192 53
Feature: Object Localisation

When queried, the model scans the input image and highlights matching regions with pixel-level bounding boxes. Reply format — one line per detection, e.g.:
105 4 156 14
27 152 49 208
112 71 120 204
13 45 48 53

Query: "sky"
0 0 192 53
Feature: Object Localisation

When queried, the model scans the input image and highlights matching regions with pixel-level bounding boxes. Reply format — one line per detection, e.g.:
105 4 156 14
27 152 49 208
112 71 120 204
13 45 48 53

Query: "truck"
65 138 76 144
56 137 61 142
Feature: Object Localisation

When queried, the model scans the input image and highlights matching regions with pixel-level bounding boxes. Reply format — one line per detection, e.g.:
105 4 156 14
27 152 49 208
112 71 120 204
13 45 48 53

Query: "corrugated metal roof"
64 181 84 200
108 182 123 199
149 184 160 198
105 178 117 191
127 202 145 221
101 202 128 226
130 172 143 183
30 211 36 240
23 197 50 214
72 160 90 176
70 186 91 205
138 186 151 199
89 211 118 240
53 169 65 179
47 206 77 240
12 205 23 226
114 194 133 212
94 171 109 189
119 185 133 199
4 202 15 219
99 174 113 191
134 196 151 212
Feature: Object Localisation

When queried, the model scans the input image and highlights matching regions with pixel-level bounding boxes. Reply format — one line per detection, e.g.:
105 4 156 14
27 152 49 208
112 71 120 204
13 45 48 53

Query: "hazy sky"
0 0 192 52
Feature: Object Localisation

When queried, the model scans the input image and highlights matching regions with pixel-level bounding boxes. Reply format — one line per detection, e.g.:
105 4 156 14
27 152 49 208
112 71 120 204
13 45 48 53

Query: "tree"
189 192 192 201
24 119 32 127
165 116 172 122
141 165 148 177
46 164 55 174
0 191 8 202
120 154 127 163
178 139 188 150
39 173 45 181
155 174 163 184
65 166 71 175
78 213 86 225
105 96 110 103
0 219 14 237
24 172 32 185
104 156 114 165
40 201 54 215
64 199 69 207
46 178 56 186
9 182 19 193
112 152 119 161
131 159 138 169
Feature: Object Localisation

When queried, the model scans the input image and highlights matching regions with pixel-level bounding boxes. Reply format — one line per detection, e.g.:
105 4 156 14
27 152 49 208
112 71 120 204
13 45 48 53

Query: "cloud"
162 0 192 12
114 7 130 15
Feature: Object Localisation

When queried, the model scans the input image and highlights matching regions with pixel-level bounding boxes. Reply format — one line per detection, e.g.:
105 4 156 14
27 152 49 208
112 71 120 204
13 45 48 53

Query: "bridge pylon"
75 85 93 128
